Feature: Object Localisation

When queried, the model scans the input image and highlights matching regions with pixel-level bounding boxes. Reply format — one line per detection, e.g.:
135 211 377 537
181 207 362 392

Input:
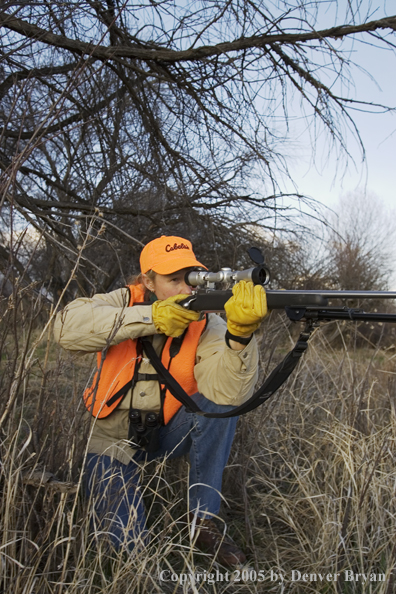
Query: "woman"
54 235 267 566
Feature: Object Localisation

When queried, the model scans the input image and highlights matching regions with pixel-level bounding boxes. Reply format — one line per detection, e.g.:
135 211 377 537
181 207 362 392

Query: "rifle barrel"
270 290 396 300
267 290 396 309
312 310 396 323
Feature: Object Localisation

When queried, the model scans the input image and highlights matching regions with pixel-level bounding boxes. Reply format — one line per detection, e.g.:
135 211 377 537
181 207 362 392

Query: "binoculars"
128 409 161 452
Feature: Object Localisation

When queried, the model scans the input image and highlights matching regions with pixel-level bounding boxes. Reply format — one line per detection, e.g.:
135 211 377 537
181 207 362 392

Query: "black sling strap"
140 324 315 419
140 337 203 414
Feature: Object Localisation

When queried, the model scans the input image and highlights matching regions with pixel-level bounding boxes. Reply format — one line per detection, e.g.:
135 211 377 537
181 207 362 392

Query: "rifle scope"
185 265 270 287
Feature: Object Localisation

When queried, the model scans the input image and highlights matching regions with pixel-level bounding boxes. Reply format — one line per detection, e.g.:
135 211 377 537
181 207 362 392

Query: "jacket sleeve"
194 313 259 406
53 288 157 352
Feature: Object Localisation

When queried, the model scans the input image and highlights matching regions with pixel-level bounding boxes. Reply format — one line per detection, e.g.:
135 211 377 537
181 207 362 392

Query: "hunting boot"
189 513 246 567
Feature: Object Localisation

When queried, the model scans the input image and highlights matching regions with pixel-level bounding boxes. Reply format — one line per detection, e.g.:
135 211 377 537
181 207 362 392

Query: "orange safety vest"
83 284 207 424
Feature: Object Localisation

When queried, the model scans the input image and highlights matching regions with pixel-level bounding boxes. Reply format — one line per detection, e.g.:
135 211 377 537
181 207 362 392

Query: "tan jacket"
54 288 259 464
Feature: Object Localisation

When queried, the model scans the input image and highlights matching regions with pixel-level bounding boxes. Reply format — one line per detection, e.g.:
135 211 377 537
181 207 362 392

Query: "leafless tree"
1 1 396 295
326 192 396 291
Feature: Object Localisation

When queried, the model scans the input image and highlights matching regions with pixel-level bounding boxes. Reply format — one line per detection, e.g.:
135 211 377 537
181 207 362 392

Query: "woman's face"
143 268 193 301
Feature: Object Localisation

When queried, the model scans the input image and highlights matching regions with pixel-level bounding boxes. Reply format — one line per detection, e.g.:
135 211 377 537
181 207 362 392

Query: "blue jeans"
84 392 238 550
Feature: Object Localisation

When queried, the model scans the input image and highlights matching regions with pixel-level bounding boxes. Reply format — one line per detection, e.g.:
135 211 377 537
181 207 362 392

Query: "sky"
279 3 396 216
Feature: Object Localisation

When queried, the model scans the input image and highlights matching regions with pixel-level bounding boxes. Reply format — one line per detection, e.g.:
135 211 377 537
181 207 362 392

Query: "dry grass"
1 293 396 593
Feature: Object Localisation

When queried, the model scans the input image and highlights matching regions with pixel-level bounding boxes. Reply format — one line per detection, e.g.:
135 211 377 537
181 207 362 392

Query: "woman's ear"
141 273 155 293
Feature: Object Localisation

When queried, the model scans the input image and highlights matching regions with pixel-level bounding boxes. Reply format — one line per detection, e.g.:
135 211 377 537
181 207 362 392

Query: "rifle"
180 247 396 324
142 249 396 420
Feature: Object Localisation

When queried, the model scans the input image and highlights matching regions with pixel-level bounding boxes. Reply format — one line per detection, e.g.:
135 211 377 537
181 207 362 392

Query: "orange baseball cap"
140 235 207 275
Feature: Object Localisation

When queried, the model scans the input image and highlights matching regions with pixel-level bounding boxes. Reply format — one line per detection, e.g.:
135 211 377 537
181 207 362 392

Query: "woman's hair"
128 269 156 300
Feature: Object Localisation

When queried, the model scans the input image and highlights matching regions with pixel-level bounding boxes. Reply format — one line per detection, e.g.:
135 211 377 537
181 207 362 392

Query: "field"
1 297 396 594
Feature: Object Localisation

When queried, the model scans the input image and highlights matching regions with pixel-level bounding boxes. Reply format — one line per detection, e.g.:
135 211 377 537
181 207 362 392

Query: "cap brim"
151 258 207 275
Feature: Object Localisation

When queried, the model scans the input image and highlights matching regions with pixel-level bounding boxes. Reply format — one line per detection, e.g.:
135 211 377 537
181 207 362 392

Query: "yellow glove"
152 295 200 338
224 280 268 337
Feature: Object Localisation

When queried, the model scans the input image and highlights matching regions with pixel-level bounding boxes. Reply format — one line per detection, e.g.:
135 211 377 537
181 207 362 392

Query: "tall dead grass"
1 288 396 593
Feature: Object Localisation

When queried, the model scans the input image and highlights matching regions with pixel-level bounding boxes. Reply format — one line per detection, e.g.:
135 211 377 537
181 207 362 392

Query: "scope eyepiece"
184 268 207 287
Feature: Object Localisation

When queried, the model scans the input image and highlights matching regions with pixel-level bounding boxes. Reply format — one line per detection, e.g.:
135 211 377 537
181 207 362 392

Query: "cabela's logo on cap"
165 242 190 253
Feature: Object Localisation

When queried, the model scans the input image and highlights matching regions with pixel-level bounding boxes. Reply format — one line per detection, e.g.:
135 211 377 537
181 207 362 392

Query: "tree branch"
0 62 79 100
1 10 395 64
2 85 127 139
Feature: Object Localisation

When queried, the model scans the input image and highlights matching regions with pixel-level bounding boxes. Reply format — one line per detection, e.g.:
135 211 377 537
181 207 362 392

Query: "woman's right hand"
152 295 201 337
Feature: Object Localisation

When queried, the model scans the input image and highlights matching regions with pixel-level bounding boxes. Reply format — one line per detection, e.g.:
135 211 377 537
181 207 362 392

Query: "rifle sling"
140 337 202 413
140 326 314 419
